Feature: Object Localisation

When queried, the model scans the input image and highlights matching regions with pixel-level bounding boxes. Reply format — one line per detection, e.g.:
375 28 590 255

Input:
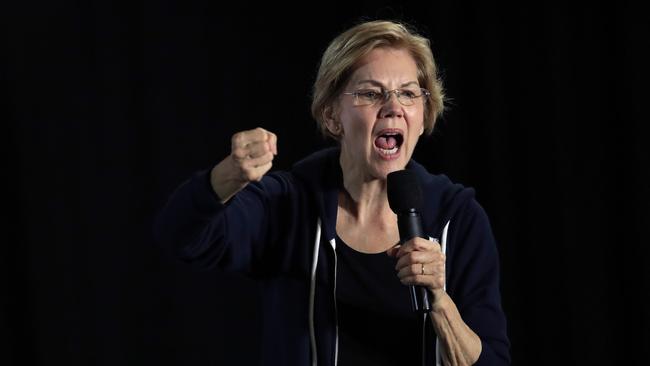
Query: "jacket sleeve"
446 198 511 365
153 169 294 274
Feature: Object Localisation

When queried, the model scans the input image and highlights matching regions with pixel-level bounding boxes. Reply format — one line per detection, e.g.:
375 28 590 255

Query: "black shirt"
335 235 422 366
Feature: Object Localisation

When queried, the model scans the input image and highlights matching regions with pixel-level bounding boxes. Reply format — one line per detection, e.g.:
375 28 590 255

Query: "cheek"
342 125 371 150
341 111 374 140
407 110 425 133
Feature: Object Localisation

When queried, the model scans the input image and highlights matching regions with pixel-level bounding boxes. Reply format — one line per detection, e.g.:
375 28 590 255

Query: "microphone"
387 169 432 313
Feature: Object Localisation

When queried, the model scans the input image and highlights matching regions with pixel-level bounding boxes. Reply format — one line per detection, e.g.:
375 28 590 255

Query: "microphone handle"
397 210 432 313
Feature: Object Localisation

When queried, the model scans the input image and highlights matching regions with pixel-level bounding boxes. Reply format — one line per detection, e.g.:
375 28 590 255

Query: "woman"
155 20 510 365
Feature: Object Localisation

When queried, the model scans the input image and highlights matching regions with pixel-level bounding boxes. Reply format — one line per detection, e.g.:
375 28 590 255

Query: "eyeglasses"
342 88 430 106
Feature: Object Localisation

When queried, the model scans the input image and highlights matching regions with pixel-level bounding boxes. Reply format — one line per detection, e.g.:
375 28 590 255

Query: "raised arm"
153 127 285 273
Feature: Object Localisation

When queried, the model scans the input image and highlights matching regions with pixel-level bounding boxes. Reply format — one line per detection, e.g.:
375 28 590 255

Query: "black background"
4 1 649 365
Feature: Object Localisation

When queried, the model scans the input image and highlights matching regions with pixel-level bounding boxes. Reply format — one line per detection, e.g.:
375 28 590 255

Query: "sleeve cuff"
189 169 227 215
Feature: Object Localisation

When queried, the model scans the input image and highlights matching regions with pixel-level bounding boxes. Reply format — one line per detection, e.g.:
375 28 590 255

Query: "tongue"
375 136 398 149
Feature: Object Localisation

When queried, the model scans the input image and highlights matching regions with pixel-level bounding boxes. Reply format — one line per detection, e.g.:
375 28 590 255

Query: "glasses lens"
356 90 380 106
348 89 428 106
397 91 414 106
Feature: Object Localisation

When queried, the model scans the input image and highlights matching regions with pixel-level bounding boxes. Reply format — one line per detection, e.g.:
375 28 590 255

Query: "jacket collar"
291 147 468 240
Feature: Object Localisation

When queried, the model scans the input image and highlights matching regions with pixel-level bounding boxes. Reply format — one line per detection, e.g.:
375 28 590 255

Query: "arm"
391 199 510 365
429 293 481 365
391 239 481 365
153 128 282 272
443 199 510 365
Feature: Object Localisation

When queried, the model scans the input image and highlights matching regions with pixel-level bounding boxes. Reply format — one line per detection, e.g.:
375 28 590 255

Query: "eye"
400 89 418 98
357 90 382 100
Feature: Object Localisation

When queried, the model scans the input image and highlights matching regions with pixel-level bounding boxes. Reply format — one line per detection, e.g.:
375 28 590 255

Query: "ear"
323 105 342 136
419 124 424 136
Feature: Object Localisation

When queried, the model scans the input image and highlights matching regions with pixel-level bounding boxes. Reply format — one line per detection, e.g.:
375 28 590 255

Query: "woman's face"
331 47 425 181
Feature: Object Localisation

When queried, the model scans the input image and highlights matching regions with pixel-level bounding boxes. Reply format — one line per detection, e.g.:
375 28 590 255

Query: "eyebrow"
355 79 419 88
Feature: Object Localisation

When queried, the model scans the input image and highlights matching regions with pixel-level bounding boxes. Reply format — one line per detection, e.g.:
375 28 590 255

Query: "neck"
339 150 392 222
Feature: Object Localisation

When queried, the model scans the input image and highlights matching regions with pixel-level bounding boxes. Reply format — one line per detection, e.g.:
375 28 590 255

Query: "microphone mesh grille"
387 170 423 213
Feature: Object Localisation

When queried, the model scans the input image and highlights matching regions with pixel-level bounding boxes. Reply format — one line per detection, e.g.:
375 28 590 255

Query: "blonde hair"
311 20 445 139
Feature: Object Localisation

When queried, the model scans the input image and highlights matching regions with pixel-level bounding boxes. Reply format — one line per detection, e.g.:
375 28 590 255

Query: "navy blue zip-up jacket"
154 147 510 365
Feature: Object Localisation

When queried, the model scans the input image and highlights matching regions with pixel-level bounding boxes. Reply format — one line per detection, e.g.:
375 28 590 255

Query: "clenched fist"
210 127 278 203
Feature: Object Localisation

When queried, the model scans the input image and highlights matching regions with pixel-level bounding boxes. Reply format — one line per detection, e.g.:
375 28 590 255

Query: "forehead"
348 47 419 85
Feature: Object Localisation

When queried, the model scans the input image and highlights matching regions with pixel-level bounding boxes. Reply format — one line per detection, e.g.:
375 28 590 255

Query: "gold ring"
421 263 425 275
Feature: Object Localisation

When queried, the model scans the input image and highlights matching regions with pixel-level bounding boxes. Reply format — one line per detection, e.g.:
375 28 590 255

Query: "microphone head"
387 170 423 213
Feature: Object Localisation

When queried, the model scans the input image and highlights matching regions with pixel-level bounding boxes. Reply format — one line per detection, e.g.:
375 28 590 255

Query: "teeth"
377 146 399 155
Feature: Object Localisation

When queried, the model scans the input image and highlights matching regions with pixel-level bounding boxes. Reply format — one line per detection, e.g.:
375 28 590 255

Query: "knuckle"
420 239 434 250
244 170 258 181
232 133 245 146
232 148 247 159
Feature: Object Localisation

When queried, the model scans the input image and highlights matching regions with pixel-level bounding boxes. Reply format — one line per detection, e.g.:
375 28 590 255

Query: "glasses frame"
342 88 431 106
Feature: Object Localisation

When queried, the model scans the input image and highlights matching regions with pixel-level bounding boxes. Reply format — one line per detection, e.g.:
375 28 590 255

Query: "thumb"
266 131 278 155
386 245 401 258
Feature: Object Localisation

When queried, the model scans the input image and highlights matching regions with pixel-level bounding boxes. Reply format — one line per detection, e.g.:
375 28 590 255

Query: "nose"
379 92 404 119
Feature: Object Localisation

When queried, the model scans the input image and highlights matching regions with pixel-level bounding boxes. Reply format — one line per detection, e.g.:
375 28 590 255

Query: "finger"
241 151 274 169
231 146 250 161
241 160 273 182
396 263 424 279
386 245 401 258
394 250 439 271
232 141 270 162
399 273 445 290
232 127 271 149
246 140 272 159
396 237 440 258
250 160 273 179
395 253 444 273
267 131 278 155
396 261 445 279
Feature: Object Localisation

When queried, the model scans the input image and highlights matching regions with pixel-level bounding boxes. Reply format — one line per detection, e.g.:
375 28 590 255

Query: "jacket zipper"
330 237 339 366
309 219 321 366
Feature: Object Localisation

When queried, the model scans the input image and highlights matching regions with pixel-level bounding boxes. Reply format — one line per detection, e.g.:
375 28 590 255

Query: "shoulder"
290 147 342 191
291 147 340 177
241 147 340 200
407 159 478 226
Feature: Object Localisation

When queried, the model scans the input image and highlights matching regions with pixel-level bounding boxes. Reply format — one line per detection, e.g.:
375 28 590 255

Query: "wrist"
429 289 449 313
210 156 247 203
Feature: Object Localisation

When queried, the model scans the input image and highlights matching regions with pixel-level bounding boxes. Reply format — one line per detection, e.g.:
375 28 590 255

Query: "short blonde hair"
311 20 445 139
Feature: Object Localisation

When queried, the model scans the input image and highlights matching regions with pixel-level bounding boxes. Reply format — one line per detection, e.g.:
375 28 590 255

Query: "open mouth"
374 129 404 157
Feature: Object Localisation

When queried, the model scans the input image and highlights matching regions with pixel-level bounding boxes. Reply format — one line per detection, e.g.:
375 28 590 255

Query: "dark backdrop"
4 1 649 365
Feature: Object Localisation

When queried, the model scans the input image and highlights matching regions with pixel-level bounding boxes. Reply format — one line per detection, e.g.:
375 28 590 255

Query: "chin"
369 159 407 181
